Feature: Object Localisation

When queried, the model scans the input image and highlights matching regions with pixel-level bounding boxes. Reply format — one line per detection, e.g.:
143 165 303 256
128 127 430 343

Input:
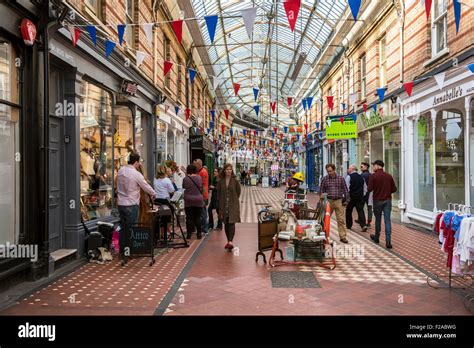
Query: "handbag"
188 176 203 194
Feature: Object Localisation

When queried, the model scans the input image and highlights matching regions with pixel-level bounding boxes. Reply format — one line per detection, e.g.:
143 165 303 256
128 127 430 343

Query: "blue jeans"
118 205 139 257
373 200 392 243
201 203 209 232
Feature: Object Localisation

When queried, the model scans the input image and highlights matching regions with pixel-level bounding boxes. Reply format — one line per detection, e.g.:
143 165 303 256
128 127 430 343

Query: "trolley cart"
255 203 282 264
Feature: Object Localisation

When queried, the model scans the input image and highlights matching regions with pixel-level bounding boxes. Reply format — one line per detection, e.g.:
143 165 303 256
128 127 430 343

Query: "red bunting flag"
273 127 278 134
233 83 240 96
425 0 432 19
221 124 225 135
284 0 301 32
254 130 257 136
224 109 229 119
326 96 334 110
271 101 276 113
287 97 293 107
304 123 308 133
171 20 183 44
164 61 173 76
404 81 414 97
340 117 345 124
280 133 283 140
70 27 81 47
185 108 191 121
363 104 367 112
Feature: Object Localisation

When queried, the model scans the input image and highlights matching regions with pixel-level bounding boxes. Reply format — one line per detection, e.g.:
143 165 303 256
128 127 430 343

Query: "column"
465 97 472 206
431 109 437 213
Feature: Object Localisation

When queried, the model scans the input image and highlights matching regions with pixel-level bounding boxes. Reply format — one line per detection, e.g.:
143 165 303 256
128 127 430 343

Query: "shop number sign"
326 115 357 139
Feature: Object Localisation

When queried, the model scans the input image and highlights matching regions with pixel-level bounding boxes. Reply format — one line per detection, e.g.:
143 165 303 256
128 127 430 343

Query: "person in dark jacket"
182 165 204 240
360 162 373 227
345 165 368 232
368 160 397 249
217 164 241 250
208 167 223 230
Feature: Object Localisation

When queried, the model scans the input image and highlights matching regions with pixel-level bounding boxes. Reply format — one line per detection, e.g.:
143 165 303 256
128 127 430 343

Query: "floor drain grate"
270 271 321 288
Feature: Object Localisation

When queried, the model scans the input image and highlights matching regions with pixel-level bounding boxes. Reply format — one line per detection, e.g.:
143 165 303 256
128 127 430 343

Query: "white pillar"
431 109 437 212
465 96 472 206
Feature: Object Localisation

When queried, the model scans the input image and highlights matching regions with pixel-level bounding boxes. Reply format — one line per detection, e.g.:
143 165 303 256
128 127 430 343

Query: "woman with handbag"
208 167 223 231
182 164 204 240
217 164 241 250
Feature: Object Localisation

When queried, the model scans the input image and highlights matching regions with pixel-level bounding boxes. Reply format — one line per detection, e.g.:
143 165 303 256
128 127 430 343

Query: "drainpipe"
398 0 406 215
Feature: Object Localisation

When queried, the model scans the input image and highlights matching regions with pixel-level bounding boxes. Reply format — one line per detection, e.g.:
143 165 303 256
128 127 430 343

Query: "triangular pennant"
341 103 346 110
287 97 293 107
302 98 307 111
172 20 183 44
468 64 474 74
188 68 197 83
271 101 277 113
143 23 154 46
404 82 414 97
326 96 334 110
348 0 362 21
349 93 357 106
327 119 332 127
373 104 377 113
86 25 97 45
68 25 82 47
105 40 116 58
210 109 215 120
306 97 313 109
230 129 233 136
210 121 214 129
340 117 344 124
241 8 258 40
425 0 433 19
233 82 241 96
453 0 461 34
224 109 229 119
315 122 320 130
363 104 367 112
185 108 191 121
284 126 288 133
136 51 147 68
376 88 386 103
221 124 226 135
164 61 173 76
352 114 357 123
204 15 218 44
118 24 126 46
254 105 260 117
175 106 180 115
435 72 445 90
253 87 259 101
284 0 301 32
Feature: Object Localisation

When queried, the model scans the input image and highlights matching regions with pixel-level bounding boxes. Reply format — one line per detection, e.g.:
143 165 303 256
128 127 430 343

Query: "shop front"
306 135 323 192
189 130 215 174
356 103 401 221
403 55 474 228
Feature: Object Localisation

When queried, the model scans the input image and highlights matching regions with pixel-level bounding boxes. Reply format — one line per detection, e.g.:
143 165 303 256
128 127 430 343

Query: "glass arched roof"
190 0 349 127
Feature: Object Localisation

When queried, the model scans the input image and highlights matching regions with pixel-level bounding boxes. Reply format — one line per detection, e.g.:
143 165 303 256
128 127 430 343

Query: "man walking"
194 159 209 234
360 162 373 228
117 153 156 261
368 160 397 249
319 164 350 244
345 165 368 232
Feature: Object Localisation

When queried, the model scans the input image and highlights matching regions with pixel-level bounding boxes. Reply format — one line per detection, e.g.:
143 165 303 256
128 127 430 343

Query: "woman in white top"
154 165 176 238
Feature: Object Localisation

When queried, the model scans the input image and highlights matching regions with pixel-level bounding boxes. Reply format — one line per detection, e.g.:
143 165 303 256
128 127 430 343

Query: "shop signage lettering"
128 227 152 255
432 87 463 107
326 116 357 140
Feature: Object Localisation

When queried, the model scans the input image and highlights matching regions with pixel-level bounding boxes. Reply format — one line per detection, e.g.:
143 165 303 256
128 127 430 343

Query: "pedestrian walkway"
1 186 471 316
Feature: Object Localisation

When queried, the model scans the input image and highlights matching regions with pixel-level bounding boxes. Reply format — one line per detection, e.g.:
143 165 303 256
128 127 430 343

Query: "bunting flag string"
306 97 313 110
254 105 260 117
233 83 241 96
143 23 154 45
68 25 81 47
204 15 218 43
241 8 258 40
224 109 230 119
85 25 97 45
404 82 414 97
118 24 126 46
453 0 461 33
348 0 362 21
425 0 433 19
287 97 293 107
271 101 277 114
164 61 173 76
326 96 334 110
284 0 301 32
253 87 259 101
189 68 197 83
105 40 116 58
171 20 183 44
376 88 386 103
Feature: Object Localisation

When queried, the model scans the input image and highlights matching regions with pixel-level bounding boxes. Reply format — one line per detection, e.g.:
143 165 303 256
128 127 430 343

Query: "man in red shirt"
194 159 209 233
367 160 397 249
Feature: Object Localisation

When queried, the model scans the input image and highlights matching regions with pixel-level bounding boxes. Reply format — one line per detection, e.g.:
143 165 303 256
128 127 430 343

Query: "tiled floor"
1 186 472 316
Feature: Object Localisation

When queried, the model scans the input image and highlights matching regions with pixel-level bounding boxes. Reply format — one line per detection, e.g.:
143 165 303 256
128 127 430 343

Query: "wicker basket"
293 238 325 261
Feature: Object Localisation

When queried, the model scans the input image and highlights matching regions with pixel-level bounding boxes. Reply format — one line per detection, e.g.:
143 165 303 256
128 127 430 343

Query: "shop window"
115 106 134 167
358 132 370 164
135 109 143 156
431 0 448 57
156 120 166 165
359 55 366 100
79 81 113 222
471 100 474 204
414 114 434 211
125 0 135 49
436 109 464 209
378 34 387 87
384 122 401 201
0 41 20 244
370 129 383 164
167 129 174 161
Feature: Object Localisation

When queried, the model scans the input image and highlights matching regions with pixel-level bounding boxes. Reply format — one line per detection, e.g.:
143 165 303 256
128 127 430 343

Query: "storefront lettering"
360 112 383 128
432 87 463 107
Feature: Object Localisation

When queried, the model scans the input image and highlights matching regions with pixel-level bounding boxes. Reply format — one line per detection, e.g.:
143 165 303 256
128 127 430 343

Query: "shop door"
48 116 64 252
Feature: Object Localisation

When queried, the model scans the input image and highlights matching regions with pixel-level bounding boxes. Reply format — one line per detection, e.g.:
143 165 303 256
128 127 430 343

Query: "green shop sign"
326 115 357 139
359 111 399 131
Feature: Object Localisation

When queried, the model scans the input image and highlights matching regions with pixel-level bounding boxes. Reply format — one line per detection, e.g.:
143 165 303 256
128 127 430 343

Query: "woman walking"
217 164 241 250
208 167 223 231
182 164 204 239
153 165 176 238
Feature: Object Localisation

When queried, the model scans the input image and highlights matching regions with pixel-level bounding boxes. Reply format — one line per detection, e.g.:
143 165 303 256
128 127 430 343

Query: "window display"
0 41 19 244
115 106 134 167
470 101 474 204
436 109 464 209
156 120 166 165
370 129 383 163
414 114 434 211
384 122 401 201
79 81 114 221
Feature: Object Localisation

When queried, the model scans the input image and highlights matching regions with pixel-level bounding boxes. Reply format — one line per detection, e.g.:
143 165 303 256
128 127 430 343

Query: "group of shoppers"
319 160 397 249
116 153 241 256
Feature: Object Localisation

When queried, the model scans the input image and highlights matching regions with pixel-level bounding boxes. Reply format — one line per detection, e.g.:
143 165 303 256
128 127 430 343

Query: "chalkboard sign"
128 224 154 256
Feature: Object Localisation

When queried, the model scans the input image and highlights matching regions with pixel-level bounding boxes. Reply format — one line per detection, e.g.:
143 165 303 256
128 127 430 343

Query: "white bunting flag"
241 8 258 40
434 72 445 90
213 76 220 90
349 93 357 106
136 51 147 68
143 23 154 46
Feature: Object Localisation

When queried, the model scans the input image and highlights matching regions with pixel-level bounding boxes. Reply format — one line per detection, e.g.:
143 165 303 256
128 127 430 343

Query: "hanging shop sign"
189 135 214 152
20 19 37 46
326 115 357 140
120 79 138 96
